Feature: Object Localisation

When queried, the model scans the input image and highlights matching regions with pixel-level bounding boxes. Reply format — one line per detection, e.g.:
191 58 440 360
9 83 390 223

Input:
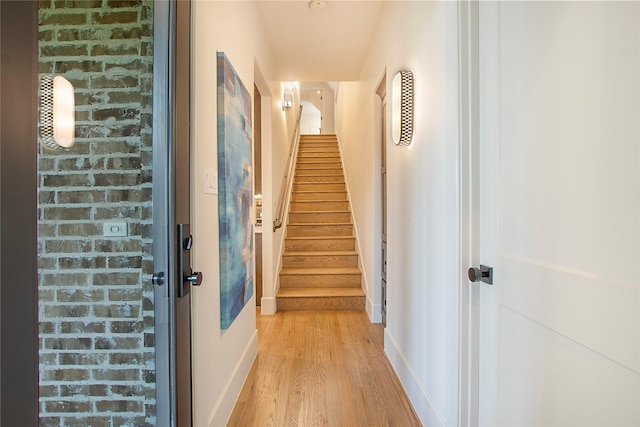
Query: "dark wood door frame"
153 1 194 425
0 1 40 426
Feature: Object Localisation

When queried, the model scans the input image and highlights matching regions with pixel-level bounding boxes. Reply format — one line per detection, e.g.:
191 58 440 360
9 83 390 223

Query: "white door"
476 3 640 426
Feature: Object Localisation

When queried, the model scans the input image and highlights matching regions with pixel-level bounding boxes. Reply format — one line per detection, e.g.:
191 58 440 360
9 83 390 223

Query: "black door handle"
177 224 203 297
468 265 493 285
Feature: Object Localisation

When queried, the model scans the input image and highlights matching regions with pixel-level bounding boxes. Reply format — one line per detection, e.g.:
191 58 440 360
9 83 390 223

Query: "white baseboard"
384 329 446 427
208 330 259 427
260 296 277 315
366 297 382 323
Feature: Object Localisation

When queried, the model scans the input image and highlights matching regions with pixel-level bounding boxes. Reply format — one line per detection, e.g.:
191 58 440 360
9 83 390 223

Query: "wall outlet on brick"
103 221 128 237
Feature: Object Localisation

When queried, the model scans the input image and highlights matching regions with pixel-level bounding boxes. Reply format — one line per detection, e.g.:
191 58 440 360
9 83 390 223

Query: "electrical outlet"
103 221 127 237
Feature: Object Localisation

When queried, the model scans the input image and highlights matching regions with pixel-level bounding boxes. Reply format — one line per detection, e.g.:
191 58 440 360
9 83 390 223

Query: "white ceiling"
255 1 384 82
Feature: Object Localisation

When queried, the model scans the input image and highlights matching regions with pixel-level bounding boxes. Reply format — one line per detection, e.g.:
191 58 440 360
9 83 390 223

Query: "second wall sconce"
391 70 414 146
282 90 293 111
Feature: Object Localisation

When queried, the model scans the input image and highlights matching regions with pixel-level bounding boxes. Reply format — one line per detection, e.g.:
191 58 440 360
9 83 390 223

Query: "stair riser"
298 145 339 150
285 238 356 252
297 148 338 154
291 192 347 201
298 151 340 158
282 254 358 268
293 183 345 192
277 296 365 311
294 176 345 184
297 159 341 165
290 201 349 212
287 224 353 237
279 274 362 288
296 163 342 170
289 212 351 223
296 169 343 176
298 147 339 153
300 136 337 141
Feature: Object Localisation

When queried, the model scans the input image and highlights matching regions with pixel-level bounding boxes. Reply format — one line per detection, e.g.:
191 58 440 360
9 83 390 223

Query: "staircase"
277 134 365 311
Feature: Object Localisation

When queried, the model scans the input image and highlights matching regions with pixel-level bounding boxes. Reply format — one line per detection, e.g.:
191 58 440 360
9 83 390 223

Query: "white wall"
300 100 321 134
336 2 461 426
301 82 336 134
191 1 294 425
266 81 300 313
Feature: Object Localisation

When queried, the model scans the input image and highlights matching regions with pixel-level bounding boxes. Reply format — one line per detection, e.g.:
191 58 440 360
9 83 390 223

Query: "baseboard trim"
261 296 277 315
207 329 259 427
384 329 447 427
366 297 382 323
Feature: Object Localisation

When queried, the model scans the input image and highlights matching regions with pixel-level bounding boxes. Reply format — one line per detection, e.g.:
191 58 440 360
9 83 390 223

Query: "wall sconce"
39 74 75 149
282 90 293 111
391 70 413 146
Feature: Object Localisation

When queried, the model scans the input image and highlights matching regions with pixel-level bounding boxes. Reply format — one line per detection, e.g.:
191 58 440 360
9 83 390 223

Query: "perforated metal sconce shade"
391 70 414 146
39 74 75 149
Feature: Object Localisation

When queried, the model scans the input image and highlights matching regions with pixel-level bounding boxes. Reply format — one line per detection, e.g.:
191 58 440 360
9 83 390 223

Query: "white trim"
384 329 446 427
456 1 480 426
260 296 277 315
207 330 258 427
335 134 376 323
366 298 382 323
373 68 387 327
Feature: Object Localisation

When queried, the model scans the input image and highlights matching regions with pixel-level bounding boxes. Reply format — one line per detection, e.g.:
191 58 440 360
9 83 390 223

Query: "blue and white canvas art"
217 52 254 329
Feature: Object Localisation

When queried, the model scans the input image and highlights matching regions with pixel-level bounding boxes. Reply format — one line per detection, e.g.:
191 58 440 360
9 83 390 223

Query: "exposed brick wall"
37 1 155 425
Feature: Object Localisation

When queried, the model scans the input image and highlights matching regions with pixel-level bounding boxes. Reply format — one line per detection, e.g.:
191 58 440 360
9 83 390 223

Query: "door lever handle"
185 271 202 286
184 235 193 250
468 265 493 285
177 224 202 297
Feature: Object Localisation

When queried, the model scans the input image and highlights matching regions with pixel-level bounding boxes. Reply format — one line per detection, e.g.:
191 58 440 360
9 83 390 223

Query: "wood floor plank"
227 310 422 427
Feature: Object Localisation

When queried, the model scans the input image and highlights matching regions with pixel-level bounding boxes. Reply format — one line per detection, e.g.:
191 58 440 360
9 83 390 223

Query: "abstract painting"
217 52 254 329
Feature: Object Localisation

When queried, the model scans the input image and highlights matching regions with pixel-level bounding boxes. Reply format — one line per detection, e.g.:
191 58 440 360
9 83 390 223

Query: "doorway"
254 84 263 307
376 74 387 327
36 1 161 425
35 1 195 425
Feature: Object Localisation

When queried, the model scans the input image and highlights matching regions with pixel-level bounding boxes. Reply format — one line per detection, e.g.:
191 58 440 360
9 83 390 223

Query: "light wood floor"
227 309 422 427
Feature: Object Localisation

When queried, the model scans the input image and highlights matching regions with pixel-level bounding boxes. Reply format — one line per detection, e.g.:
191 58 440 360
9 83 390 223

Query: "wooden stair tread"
280 267 361 275
295 173 343 176
290 210 350 214
292 190 346 193
290 201 348 205
278 287 365 297
286 235 354 240
287 222 352 226
283 250 358 256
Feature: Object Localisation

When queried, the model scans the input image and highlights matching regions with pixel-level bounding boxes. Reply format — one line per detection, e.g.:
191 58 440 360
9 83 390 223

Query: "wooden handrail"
273 105 303 232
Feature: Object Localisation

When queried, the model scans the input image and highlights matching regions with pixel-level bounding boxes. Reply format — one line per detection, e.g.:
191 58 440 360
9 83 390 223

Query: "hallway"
227 309 421 427
5 1 633 425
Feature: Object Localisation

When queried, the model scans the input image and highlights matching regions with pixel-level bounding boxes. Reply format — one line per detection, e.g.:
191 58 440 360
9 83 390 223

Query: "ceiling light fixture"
308 0 328 12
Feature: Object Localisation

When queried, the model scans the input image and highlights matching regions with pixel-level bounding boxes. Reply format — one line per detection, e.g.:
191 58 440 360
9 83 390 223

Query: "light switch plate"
204 168 217 195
